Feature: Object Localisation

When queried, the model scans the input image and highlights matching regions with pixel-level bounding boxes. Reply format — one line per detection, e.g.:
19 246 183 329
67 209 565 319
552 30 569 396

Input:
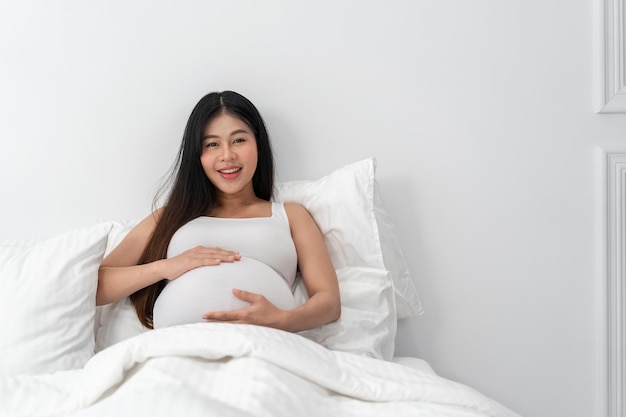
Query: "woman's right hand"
160 246 241 281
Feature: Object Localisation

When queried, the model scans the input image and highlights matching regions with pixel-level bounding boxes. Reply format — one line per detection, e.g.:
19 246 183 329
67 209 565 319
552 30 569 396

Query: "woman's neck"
208 194 269 218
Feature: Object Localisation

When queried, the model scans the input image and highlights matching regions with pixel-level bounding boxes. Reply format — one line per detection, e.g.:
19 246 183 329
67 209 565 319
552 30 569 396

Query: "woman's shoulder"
100 207 165 267
140 207 165 227
282 202 316 226
124 207 165 239
282 202 307 215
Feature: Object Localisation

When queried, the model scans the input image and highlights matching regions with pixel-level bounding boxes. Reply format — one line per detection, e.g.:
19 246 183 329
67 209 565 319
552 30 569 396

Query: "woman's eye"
206 142 218 148
233 138 245 144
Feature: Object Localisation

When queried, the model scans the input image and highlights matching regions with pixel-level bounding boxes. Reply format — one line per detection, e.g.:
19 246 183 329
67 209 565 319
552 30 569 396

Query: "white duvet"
2 323 518 417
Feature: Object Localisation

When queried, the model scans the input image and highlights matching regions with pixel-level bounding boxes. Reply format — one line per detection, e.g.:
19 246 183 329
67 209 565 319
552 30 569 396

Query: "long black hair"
130 90 275 328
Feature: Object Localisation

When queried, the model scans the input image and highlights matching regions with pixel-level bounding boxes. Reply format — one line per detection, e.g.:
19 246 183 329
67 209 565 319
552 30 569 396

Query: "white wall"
1 1 623 416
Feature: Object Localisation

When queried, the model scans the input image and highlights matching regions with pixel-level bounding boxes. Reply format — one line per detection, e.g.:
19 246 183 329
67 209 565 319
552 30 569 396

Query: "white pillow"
294 267 397 360
275 158 422 319
374 177 423 318
0 222 111 375
275 158 416 359
96 297 148 352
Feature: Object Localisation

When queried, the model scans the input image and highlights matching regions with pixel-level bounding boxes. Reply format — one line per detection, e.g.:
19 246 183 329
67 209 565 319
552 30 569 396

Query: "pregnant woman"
96 91 340 332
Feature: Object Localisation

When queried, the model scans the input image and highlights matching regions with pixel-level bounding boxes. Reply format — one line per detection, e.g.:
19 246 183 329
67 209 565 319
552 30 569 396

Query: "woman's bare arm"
96 209 240 306
280 202 340 331
96 210 162 306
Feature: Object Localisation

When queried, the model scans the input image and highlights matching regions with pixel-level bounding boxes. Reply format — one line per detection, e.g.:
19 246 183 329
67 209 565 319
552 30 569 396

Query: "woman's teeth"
219 168 241 174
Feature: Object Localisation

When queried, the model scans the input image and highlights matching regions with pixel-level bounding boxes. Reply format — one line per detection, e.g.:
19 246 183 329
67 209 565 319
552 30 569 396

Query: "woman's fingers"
196 246 240 261
202 290 287 329
165 247 240 280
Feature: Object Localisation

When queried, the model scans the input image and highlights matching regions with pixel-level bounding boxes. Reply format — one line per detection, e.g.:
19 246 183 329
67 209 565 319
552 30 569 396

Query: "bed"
0 159 519 417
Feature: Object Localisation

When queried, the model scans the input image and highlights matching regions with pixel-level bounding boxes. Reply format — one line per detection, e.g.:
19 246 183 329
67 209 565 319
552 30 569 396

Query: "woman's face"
200 112 258 198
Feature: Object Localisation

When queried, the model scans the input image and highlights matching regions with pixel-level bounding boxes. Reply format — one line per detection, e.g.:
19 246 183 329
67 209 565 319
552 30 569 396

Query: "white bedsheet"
1 323 519 417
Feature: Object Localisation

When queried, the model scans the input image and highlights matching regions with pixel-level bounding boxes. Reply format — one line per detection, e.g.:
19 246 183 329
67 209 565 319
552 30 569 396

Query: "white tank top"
153 203 298 329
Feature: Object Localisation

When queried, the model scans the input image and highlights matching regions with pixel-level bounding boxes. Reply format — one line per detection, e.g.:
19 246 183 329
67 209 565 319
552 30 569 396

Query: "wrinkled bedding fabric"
2 323 518 417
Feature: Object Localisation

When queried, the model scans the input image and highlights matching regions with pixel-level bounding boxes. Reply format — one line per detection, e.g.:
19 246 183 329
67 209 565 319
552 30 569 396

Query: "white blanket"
1 323 519 417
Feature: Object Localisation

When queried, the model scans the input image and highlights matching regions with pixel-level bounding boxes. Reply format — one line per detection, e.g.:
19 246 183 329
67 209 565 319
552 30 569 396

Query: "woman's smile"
218 166 242 180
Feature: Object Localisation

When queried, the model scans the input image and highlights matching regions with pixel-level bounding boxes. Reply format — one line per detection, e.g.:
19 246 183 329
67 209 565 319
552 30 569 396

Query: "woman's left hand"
202 289 287 329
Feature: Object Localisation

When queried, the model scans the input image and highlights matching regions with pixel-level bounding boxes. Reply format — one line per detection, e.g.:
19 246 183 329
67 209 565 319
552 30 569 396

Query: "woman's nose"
220 145 236 161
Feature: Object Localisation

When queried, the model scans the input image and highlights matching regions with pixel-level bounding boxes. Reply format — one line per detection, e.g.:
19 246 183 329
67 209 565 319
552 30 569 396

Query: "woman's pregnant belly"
153 257 296 329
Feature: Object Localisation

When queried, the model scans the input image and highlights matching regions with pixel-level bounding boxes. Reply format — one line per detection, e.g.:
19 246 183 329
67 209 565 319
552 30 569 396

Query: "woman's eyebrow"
203 129 252 140
228 129 252 136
